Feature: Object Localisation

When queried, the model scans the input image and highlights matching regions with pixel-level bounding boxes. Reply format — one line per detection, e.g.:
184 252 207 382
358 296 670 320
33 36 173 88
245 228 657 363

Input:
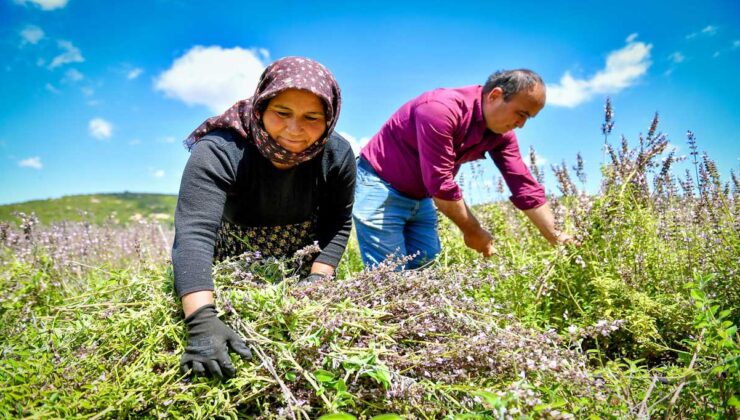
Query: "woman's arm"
181 290 215 318
310 261 335 276
173 136 237 309
313 138 357 273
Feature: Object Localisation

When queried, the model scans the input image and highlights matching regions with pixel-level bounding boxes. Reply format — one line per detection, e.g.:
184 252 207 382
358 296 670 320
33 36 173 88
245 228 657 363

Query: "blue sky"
1 0 738 205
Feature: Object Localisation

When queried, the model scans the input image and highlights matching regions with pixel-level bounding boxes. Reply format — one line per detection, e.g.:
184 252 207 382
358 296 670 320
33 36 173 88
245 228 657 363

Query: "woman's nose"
286 118 302 134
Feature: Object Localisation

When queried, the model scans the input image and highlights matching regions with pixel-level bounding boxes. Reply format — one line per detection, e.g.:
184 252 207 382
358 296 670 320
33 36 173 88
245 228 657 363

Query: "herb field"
1 111 738 418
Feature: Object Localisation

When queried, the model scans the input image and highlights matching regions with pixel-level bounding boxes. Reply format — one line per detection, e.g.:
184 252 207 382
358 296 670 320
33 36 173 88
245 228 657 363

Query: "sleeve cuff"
430 186 463 201
314 250 341 268
509 194 547 211
177 285 215 298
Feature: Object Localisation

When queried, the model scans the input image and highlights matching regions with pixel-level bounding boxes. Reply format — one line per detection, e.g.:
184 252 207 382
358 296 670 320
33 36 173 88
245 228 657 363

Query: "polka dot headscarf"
184 56 341 167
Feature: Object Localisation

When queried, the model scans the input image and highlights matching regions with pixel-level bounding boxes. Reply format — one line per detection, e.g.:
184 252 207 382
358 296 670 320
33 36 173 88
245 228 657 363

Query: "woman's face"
262 89 327 154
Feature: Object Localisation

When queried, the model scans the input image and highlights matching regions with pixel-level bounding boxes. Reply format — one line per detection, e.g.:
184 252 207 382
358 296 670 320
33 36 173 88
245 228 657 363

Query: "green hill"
0 192 177 226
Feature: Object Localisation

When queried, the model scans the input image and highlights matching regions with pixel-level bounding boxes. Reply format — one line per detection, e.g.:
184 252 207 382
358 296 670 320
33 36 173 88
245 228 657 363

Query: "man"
353 69 575 269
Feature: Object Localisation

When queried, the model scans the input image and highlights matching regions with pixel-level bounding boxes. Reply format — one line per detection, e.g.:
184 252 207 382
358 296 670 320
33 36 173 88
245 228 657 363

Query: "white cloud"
153 169 165 178
81 86 94 96
337 131 370 156
88 118 113 140
157 136 176 143
687 25 718 39
129 139 142 145
547 34 652 108
49 40 84 69
702 25 718 35
19 156 43 169
155 45 268 113
45 83 60 94
14 0 68 10
127 68 143 80
733 40 740 49
713 51 721 58
668 52 685 64
63 68 83 83
20 25 44 45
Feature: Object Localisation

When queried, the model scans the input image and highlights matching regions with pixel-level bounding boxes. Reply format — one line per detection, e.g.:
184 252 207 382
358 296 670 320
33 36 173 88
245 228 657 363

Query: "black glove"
180 304 252 379
297 272 326 286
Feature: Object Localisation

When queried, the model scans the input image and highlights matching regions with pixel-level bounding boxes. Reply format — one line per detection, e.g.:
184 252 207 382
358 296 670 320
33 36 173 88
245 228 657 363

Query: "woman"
172 57 355 378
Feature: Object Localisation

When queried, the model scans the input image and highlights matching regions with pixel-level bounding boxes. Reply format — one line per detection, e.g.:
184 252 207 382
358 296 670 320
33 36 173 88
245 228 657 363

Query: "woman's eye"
305 116 319 121
274 111 290 117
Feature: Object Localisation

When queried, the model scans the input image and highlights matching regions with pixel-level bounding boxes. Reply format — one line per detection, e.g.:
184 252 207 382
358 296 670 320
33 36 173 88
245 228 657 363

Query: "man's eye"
276 111 290 117
305 116 319 121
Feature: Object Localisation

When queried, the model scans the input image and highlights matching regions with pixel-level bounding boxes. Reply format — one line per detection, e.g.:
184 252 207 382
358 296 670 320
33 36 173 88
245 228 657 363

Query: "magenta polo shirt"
359 85 546 210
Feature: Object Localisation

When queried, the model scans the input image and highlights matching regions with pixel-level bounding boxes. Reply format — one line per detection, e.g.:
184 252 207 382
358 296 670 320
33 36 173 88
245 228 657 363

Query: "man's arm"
522 202 576 245
432 197 494 256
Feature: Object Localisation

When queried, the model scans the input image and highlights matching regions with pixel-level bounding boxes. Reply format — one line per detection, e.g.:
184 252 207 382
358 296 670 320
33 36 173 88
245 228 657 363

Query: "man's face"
483 84 546 134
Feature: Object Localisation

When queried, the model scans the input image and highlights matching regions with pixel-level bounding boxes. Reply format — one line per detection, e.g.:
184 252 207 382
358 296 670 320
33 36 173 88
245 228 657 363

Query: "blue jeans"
352 158 441 269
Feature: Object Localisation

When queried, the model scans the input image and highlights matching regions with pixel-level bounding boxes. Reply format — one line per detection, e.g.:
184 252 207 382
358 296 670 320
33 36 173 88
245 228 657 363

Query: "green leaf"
285 371 296 381
549 399 568 409
343 355 371 369
370 415 403 420
690 289 703 302
728 395 740 408
473 390 503 408
366 367 391 389
534 399 567 413
313 369 335 384
318 414 356 420
711 365 726 375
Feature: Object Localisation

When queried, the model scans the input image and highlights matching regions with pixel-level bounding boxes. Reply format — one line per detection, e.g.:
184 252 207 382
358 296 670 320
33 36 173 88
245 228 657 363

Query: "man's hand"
463 226 494 257
180 304 252 379
555 231 580 246
432 197 494 257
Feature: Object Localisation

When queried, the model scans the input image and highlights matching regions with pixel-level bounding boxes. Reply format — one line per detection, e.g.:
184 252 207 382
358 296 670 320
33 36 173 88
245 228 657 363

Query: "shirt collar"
473 85 485 124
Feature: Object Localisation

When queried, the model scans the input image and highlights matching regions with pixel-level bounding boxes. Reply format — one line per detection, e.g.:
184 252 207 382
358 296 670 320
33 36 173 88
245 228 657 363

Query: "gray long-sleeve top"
172 129 356 297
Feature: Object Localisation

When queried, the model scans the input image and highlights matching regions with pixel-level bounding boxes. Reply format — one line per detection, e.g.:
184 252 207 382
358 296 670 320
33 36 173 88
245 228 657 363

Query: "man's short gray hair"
482 69 544 100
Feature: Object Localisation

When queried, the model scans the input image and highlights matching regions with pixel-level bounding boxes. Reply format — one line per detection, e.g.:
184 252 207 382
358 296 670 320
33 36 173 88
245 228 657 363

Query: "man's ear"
486 87 504 103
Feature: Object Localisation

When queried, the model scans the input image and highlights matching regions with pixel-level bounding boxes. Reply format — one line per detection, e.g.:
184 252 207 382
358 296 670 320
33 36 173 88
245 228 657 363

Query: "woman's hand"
179 304 252 379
